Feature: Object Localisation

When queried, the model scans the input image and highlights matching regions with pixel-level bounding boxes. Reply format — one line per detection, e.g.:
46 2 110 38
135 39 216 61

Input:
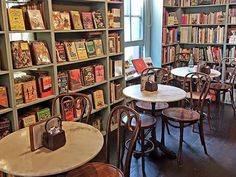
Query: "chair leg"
161 118 166 145
140 129 146 177
178 123 184 167
207 101 212 130
230 89 236 114
166 122 171 135
198 119 208 155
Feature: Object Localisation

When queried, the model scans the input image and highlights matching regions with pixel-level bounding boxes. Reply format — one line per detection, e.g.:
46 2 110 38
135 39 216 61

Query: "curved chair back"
141 67 170 84
174 52 191 68
52 93 92 123
105 105 141 177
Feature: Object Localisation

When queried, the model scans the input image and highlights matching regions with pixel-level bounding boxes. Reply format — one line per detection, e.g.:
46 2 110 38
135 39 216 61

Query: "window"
124 0 144 62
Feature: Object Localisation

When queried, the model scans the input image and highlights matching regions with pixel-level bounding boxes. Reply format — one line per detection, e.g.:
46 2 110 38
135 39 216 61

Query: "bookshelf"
0 0 125 135
161 0 236 68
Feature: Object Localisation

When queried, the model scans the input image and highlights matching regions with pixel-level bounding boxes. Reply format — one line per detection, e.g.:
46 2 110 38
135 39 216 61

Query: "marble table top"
123 84 186 103
171 66 221 78
0 122 104 177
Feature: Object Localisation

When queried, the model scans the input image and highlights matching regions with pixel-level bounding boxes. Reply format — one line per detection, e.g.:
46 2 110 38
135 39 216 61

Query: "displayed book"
143 57 154 68
8 8 26 31
110 82 115 103
87 93 94 111
11 41 33 69
31 41 51 65
92 10 105 29
0 118 11 140
55 41 67 62
22 79 38 103
0 86 9 109
108 35 116 53
64 41 78 61
111 8 121 28
81 12 94 29
81 65 95 86
115 83 122 100
92 89 105 110
113 59 123 77
68 69 82 91
70 11 83 30
58 72 69 94
75 40 88 60
27 9 45 30
20 113 37 128
14 82 23 105
132 58 147 74
94 64 105 83
60 12 71 30
36 108 51 122
93 38 104 56
52 11 64 30
85 41 96 58
63 100 74 121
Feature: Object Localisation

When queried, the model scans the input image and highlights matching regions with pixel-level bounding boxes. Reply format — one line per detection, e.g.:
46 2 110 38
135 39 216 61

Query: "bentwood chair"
162 72 211 166
51 92 92 123
66 105 141 177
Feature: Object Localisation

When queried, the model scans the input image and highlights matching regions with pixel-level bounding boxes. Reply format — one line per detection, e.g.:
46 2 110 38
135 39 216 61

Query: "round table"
171 66 221 78
0 122 104 177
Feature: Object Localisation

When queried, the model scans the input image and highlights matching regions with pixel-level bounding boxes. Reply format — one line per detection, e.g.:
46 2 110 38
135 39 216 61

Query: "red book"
132 58 148 74
94 64 105 83
40 76 53 98
81 12 94 29
68 69 82 91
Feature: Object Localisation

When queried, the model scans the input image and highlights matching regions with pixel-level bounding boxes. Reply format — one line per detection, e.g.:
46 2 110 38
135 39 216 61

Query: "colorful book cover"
68 69 82 91
85 41 96 58
81 12 94 29
39 76 53 97
0 86 8 109
55 41 67 62
58 72 68 94
64 41 78 61
75 40 88 60
27 9 45 30
132 58 148 74
14 83 23 105
115 83 122 100
8 8 25 31
93 38 104 56
37 108 51 122
114 60 123 77
60 12 71 30
81 65 95 86
94 64 105 83
21 114 36 128
70 11 83 30
108 36 116 53
31 41 51 65
92 11 105 29
22 80 38 103
111 8 121 28
52 11 63 30
92 89 105 110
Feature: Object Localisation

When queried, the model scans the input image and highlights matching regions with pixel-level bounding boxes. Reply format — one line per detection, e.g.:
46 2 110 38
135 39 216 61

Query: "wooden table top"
0 122 104 177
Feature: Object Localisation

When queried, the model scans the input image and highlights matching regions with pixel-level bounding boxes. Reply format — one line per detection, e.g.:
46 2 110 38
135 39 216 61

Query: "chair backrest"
183 72 211 115
141 67 170 84
174 52 190 68
51 93 92 123
105 105 141 177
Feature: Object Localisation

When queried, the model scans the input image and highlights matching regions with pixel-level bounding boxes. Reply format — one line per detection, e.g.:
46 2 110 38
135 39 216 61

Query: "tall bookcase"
0 0 125 135
162 0 236 69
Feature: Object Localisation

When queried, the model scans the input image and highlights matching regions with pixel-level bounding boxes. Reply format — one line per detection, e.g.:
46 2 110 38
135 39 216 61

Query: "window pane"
131 0 143 16
124 0 130 16
131 17 143 41
125 46 141 61
124 17 131 42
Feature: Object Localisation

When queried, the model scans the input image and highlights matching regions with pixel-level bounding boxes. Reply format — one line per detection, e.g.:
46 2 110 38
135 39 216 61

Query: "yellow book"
93 90 105 110
75 40 88 60
8 8 26 31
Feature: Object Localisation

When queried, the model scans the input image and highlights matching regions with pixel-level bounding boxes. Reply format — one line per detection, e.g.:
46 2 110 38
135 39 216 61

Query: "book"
132 58 147 74
93 38 104 56
68 69 82 91
58 72 68 94
110 82 115 103
60 12 71 30
27 9 45 30
14 82 23 105
52 11 64 30
21 114 36 128
75 40 88 60
111 8 121 28
94 64 105 83
22 79 38 103
115 83 122 100
81 65 95 86
31 41 51 65
8 8 25 31
63 100 74 121
108 36 116 53
81 12 94 29
92 89 105 109
92 11 105 29
36 108 51 122
85 41 96 58
70 11 83 30
39 76 52 98
0 86 8 109
86 93 94 111
92 118 102 131
55 41 67 62
143 57 154 68
11 41 33 69
64 41 78 61
113 60 123 77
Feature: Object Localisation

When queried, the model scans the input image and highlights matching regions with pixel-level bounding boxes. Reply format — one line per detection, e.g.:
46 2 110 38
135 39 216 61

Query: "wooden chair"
66 105 141 177
161 72 211 166
51 92 92 123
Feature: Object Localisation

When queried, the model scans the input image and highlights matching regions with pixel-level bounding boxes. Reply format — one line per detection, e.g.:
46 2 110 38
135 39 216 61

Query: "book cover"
75 98 82 118
60 12 71 30
11 41 33 69
8 8 25 31
39 76 53 97
64 41 78 61
36 108 51 122
132 58 147 74
58 72 68 94
94 64 105 83
113 60 123 77
22 80 38 103
31 41 51 65
92 89 105 110
115 83 122 100
62 100 74 121
92 11 105 29
143 57 154 68
81 65 95 86
111 8 121 28
21 114 36 128
85 41 96 58
110 82 115 103
81 12 94 29
93 38 104 56
52 11 63 30
108 36 116 53
0 86 9 109
14 82 23 105
68 69 82 91
70 11 83 30
75 40 88 60
55 41 67 62
27 9 45 30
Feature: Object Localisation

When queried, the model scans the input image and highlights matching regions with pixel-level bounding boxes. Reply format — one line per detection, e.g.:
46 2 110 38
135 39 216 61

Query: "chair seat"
210 82 231 91
122 113 156 129
186 92 211 100
162 107 200 123
135 101 169 111
66 162 124 177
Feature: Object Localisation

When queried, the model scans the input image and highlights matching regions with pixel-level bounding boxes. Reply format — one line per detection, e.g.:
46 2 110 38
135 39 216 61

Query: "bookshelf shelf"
0 31 5 34
13 64 54 72
69 80 108 93
181 4 227 9
180 24 225 27
109 52 124 57
108 27 124 31
110 97 125 106
108 1 124 4
54 29 106 33
8 30 52 34
0 71 9 75
162 43 178 47
0 108 13 115
179 43 224 46
109 75 124 81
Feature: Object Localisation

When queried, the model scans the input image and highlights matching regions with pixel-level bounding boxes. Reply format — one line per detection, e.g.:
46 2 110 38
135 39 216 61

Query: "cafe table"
0 122 104 177
123 84 186 158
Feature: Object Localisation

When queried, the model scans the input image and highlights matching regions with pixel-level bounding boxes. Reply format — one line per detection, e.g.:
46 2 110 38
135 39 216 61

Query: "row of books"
229 8 236 24
108 33 121 54
181 11 225 25
162 46 176 64
11 41 51 69
180 0 227 6
179 26 225 44
110 82 123 103
164 0 179 6
109 59 123 77
226 46 236 58
162 28 179 45
56 39 104 63
58 64 105 93
163 10 178 26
